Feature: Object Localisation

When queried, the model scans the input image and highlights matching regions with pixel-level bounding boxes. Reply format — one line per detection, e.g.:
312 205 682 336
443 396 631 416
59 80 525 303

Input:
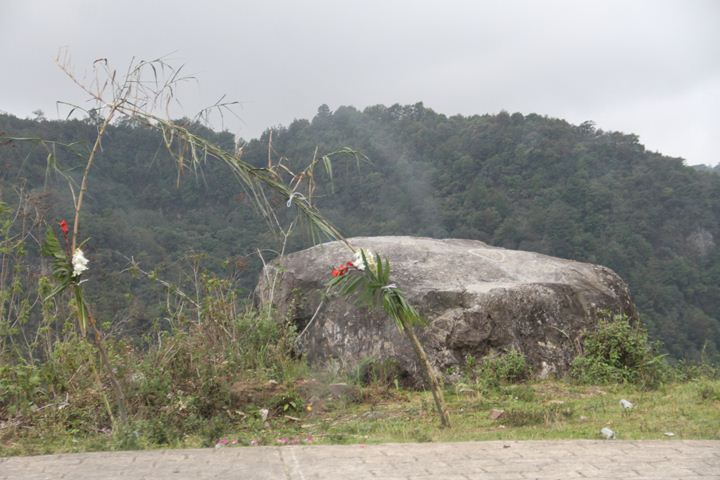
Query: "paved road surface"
1 440 718 479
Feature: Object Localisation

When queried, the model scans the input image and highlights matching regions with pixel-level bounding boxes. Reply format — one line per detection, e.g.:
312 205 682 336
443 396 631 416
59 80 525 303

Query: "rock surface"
255 236 637 382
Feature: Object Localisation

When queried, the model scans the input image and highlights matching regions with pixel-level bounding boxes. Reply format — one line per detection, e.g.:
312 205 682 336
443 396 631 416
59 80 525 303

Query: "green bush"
355 357 404 387
570 313 670 388
268 390 305 415
0 362 44 414
696 380 720 402
0 289 306 449
669 345 719 382
475 349 530 386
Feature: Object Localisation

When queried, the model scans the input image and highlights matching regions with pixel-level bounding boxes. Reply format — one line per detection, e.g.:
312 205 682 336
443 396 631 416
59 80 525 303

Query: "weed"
111 424 142 451
502 404 574 427
269 391 305 415
354 358 405 388
502 384 536 402
410 427 433 443
570 313 670 389
670 348 719 382
696 381 720 402
473 349 530 387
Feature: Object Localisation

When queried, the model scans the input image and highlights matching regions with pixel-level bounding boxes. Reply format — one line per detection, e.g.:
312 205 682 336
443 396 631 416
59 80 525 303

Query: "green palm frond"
41 227 73 300
328 251 426 331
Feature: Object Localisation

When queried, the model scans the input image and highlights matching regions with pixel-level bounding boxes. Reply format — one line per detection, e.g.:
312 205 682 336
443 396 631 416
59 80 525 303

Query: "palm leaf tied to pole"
329 250 451 428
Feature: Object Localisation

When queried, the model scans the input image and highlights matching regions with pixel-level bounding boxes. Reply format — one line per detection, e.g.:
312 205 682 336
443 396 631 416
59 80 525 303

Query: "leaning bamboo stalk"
403 321 451 428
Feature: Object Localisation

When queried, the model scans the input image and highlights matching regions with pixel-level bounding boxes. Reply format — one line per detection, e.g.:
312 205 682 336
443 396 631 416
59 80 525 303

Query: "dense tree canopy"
1 104 718 359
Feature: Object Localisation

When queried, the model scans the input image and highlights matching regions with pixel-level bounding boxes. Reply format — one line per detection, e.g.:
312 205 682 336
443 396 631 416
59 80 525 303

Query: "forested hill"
1 104 719 359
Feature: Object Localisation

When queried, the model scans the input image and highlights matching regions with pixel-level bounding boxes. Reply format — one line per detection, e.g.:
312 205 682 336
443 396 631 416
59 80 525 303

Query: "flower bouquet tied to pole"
328 248 423 331
327 247 451 428
41 219 128 423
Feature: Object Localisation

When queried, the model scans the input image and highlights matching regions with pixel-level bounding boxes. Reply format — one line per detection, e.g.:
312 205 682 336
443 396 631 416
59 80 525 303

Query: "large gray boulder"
255 236 637 382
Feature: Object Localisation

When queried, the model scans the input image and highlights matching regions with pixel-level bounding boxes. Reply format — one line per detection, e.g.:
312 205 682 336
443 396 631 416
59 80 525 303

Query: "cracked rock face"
255 236 637 382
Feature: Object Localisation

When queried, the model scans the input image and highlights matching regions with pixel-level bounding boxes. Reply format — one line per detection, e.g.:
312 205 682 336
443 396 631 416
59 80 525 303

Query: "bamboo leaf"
321 155 334 193
43 282 69 301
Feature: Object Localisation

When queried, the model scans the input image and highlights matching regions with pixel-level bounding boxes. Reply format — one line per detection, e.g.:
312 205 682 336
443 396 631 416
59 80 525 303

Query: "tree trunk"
403 322 451 428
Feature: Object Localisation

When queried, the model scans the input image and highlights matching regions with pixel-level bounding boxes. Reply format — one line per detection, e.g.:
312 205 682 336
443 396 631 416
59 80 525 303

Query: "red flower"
332 261 355 278
59 219 69 235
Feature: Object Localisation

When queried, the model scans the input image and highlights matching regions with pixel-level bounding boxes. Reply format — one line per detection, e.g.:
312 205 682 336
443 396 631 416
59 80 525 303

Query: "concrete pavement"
1 440 718 479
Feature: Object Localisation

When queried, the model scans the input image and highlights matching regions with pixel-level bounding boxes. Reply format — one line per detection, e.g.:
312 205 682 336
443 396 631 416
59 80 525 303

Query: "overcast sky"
1 0 718 165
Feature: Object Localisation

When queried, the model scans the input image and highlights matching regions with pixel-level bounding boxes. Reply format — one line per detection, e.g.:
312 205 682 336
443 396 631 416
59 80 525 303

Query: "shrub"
0 294 306 449
268 390 305 415
570 313 670 388
696 380 720 402
669 345 719 382
354 358 405 387
476 349 530 386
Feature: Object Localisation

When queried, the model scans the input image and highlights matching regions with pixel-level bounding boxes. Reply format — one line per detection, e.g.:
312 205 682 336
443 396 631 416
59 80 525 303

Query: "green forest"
2 103 719 360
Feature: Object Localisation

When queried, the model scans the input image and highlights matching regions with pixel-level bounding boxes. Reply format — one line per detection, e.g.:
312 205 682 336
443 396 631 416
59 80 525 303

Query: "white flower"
72 248 89 277
353 249 375 272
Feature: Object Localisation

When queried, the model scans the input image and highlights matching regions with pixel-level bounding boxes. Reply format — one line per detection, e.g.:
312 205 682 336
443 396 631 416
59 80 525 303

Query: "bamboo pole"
403 322 451 428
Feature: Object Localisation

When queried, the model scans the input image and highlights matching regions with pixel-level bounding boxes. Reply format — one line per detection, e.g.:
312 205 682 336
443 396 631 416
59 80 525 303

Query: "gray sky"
1 0 718 165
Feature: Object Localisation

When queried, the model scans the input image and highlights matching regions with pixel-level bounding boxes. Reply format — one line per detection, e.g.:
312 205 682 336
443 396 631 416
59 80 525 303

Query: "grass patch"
2 294 718 457
3 378 717 456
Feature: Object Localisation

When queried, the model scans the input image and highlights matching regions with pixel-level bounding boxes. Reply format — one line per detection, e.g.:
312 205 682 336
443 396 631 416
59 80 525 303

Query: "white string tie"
286 191 307 207
381 283 397 291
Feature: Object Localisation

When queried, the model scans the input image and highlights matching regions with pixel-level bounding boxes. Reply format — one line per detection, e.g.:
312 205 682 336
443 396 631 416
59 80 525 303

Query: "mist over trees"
1 103 719 359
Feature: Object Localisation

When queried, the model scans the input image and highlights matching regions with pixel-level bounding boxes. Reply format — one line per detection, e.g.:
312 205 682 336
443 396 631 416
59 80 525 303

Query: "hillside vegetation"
1 104 719 359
